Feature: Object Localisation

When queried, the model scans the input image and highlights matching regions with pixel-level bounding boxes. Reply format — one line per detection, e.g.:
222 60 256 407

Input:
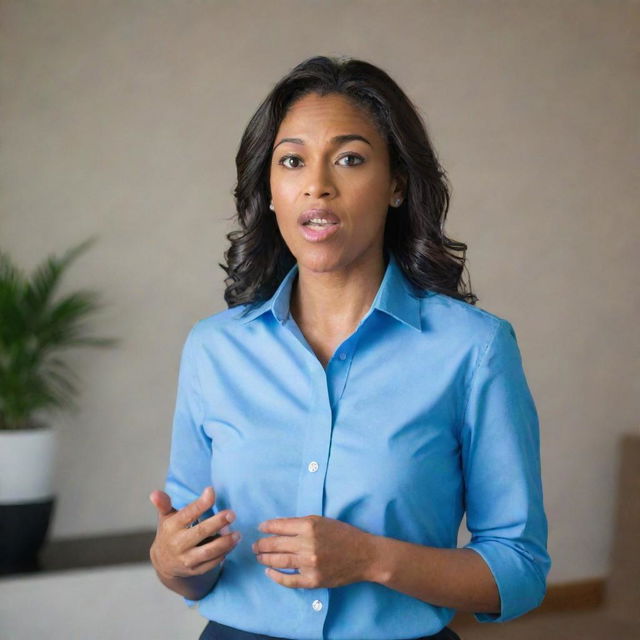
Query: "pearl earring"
269 201 275 211
393 198 402 207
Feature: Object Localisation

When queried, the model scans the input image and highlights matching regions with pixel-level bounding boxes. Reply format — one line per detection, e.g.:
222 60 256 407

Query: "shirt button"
338 352 346 360
308 461 319 473
312 599 323 611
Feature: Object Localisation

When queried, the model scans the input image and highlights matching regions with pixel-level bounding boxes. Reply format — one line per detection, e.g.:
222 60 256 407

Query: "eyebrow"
272 134 372 152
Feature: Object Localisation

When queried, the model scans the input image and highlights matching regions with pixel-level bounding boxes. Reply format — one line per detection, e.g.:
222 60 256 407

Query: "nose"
304 161 336 199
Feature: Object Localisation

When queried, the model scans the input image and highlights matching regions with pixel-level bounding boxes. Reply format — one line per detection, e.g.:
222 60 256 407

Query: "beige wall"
1 0 638 585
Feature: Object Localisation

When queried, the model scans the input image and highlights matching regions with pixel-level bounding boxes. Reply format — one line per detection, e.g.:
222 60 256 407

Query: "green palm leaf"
0 237 119 429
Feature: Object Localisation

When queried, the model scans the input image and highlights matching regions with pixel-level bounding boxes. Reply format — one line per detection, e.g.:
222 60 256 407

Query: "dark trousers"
199 619 462 640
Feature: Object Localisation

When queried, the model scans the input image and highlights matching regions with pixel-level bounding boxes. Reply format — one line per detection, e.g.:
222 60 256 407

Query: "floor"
451 609 639 639
0 563 206 640
1 562 638 639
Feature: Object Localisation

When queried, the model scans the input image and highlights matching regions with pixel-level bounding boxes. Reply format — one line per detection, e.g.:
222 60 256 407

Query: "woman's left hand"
252 515 376 589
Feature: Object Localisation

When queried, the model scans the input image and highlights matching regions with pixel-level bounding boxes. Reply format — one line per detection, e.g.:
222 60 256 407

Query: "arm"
458 319 551 622
362 536 500 613
363 319 550 621
154 563 223 601
160 323 220 605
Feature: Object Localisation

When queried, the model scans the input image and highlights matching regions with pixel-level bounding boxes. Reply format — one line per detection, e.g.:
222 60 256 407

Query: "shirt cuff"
465 540 547 622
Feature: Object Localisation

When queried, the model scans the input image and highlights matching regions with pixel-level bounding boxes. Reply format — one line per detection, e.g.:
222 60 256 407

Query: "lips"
297 208 341 226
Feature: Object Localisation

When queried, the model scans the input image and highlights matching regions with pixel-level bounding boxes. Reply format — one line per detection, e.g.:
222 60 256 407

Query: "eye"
337 153 364 167
276 153 365 169
278 154 303 169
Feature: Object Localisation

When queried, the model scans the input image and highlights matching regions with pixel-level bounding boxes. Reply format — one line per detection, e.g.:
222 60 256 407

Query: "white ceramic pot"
0 423 58 574
0 425 57 504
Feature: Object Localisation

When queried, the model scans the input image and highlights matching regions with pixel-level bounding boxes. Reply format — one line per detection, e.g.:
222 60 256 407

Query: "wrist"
361 533 392 585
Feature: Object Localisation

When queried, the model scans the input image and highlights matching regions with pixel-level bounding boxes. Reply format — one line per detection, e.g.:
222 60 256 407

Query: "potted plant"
0 236 119 574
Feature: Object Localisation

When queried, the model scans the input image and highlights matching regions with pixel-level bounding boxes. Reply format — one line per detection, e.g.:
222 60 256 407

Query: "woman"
149 55 551 640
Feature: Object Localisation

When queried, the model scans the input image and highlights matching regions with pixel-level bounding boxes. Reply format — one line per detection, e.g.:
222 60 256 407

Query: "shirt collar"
236 249 422 332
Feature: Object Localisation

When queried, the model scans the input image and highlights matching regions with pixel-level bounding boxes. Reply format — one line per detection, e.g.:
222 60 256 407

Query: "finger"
186 509 235 547
255 552 299 570
149 490 177 518
186 531 240 571
258 516 311 536
173 487 217 529
187 553 226 575
264 567 309 588
253 535 298 555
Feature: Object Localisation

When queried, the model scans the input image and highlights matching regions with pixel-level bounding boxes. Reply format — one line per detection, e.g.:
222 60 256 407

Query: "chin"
295 248 345 272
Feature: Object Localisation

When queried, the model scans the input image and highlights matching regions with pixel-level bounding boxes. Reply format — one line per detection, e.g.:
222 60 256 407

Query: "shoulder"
185 304 253 346
418 290 510 342
419 293 527 379
415 293 526 399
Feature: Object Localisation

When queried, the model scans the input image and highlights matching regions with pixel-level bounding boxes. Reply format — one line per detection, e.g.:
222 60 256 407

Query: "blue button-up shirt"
164 249 551 639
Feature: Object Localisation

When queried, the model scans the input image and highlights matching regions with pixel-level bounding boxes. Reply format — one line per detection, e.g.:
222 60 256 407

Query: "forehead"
276 92 383 142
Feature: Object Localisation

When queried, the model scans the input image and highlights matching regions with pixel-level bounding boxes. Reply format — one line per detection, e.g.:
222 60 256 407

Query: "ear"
391 172 408 200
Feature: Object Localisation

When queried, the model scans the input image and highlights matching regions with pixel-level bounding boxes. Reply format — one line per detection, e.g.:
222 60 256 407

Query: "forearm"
154 562 223 601
362 534 501 614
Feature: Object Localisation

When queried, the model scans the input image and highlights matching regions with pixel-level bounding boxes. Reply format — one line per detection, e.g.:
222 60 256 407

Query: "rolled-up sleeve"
163 323 216 606
460 319 551 623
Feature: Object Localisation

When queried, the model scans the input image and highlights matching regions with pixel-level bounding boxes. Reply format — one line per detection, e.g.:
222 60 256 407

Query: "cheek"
349 174 390 206
272 185 300 216
281 182 300 203
273 214 292 237
348 188 390 226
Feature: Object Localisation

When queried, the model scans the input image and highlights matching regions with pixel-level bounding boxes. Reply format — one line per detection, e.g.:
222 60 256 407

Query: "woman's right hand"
149 486 240 579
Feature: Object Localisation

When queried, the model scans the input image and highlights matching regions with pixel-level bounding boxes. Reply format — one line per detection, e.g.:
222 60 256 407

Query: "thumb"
149 489 177 518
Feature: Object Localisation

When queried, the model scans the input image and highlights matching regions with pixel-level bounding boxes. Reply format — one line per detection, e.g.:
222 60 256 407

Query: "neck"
290 250 388 336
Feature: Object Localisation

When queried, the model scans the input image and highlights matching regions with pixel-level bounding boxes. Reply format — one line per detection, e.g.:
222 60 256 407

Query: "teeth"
307 218 334 225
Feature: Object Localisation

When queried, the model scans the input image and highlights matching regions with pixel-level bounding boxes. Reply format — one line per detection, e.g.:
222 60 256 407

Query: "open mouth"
299 220 341 242
302 221 338 227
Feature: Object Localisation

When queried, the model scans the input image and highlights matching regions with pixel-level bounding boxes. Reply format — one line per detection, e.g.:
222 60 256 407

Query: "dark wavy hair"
219 55 478 310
